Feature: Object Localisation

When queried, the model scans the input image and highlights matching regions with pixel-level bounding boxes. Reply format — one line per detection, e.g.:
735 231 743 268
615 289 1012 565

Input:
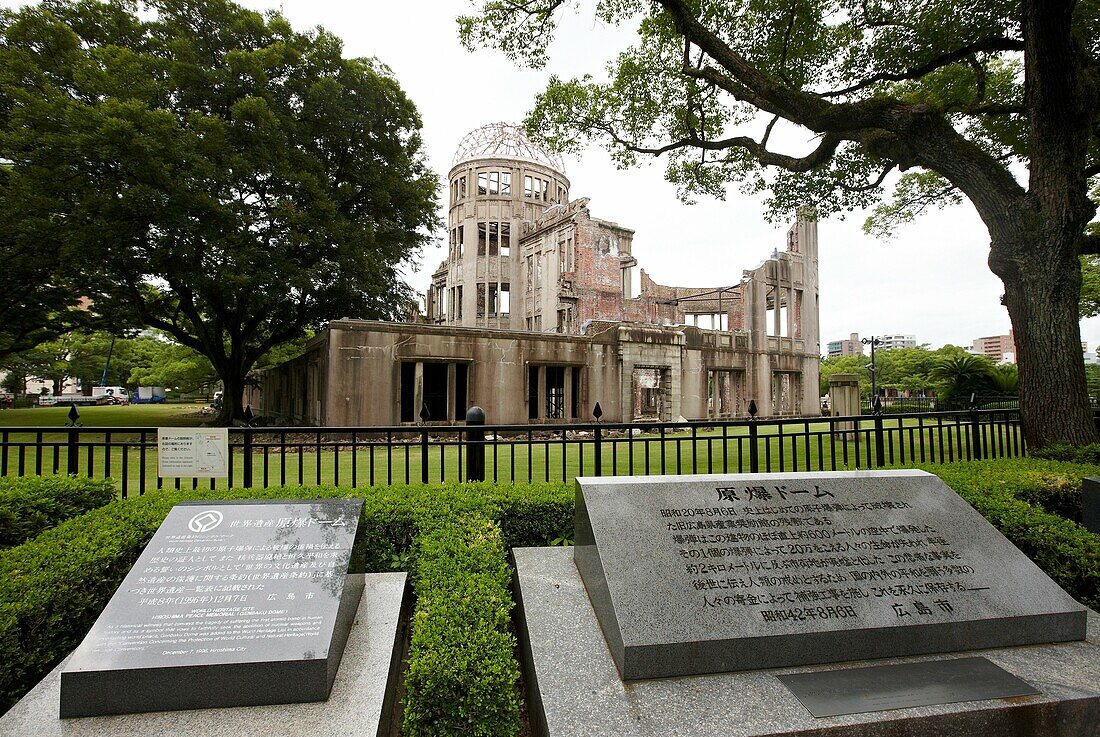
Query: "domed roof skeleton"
452 122 565 173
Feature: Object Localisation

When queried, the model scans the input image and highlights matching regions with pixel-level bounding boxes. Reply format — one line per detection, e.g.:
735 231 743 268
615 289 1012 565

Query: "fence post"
873 396 886 468
419 403 431 484
592 402 604 476
970 402 983 460
242 429 253 488
421 429 430 484
465 406 485 482
748 400 759 473
66 404 80 475
66 428 79 475
594 424 603 477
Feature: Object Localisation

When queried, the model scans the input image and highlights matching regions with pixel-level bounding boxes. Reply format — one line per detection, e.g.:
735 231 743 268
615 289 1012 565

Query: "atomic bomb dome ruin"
254 123 820 425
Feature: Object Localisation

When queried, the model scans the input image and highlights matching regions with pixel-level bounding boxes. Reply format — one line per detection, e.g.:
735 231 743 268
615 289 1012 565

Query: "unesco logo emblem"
188 510 223 533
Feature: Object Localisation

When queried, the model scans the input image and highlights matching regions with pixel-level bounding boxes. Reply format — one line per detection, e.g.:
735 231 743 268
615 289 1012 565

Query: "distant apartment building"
878 334 916 350
826 333 863 358
970 332 1016 364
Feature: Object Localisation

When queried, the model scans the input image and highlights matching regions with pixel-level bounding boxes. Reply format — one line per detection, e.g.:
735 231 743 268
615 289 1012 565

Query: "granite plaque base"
0 573 407 737
515 546 1100 737
575 471 1087 680
59 499 366 717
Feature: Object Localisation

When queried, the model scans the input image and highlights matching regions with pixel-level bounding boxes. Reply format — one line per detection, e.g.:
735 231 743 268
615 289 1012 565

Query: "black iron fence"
0 407 1024 497
856 395 1020 414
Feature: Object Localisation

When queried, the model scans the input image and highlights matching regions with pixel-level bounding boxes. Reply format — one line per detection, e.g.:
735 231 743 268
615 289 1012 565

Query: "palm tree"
931 355 995 409
988 364 1020 394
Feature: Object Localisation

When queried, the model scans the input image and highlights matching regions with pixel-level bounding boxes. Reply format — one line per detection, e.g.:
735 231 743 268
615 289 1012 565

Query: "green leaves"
864 170 963 237
0 0 440 421
1080 255 1100 319
460 0 1083 228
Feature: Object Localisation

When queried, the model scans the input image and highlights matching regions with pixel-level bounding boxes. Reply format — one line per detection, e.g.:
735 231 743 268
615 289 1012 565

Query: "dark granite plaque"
574 471 1088 680
59 499 364 717
776 657 1041 717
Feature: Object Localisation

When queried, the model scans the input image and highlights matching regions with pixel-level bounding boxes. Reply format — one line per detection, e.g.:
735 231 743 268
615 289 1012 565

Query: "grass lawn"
0 403 209 429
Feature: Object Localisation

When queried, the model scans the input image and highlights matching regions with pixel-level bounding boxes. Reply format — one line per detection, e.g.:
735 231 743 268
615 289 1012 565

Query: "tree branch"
760 115 780 148
839 163 896 192
776 1 798 87
594 120 841 172
820 37 1024 97
660 0 1028 227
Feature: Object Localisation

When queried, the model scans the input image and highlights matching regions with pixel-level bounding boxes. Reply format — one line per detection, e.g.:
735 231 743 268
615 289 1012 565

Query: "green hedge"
1031 442 1100 465
2 465 1094 724
0 475 116 548
928 460 1100 610
403 515 520 737
0 482 570 714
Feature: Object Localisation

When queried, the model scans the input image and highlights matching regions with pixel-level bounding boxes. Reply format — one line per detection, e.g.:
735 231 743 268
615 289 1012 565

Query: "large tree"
0 0 439 423
461 0 1100 448
0 167 90 359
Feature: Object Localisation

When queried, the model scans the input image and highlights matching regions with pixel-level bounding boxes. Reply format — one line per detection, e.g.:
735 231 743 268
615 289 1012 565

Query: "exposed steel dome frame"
452 122 565 173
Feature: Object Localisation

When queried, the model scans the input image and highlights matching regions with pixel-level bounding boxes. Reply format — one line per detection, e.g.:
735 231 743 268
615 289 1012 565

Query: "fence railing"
0 408 1024 497
855 395 1020 414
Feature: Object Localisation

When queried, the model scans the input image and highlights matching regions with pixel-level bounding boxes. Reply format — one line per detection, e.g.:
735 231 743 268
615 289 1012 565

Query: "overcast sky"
10 0 1100 353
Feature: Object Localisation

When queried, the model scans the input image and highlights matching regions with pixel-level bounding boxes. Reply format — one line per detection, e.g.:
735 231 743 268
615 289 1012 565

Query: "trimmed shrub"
403 515 520 737
1031 442 1100 465
0 475 116 548
1015 475 1084 522
0 491 176 710
492 482 573 547
0 482 568 714
928 461 1100 609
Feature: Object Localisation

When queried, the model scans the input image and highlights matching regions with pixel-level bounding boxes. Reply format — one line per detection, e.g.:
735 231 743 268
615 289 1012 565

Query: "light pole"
862 336 884 412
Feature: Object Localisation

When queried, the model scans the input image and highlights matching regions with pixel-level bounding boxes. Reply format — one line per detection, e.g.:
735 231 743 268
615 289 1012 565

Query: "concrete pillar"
710 370 719 418
773 285 782 337
446 363 456 421
796 211 820 416
829 372 861 432
667 365 681 422
413 362 424 420
564 367 574 419
536 365 545 420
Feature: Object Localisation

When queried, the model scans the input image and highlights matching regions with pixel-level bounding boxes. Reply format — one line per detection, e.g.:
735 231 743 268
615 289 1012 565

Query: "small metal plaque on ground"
776 657 1041 717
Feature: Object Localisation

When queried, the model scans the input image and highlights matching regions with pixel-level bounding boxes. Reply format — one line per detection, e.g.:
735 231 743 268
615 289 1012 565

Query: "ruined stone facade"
256 124 821 425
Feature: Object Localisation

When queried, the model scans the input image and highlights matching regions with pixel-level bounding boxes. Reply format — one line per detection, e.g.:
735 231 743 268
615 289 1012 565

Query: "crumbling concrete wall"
259 320 621 425
259 212 821 425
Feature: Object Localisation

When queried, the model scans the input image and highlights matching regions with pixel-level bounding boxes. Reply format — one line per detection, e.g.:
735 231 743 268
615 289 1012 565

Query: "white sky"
10 0 1100 353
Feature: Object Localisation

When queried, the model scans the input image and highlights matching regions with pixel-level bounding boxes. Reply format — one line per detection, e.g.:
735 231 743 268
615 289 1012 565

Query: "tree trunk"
214 370 247 426
996 235 1099 448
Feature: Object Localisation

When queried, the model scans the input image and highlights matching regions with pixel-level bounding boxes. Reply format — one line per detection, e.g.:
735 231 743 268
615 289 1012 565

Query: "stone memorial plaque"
60 499 364 717
575 471 1088 680
776 656 1041 718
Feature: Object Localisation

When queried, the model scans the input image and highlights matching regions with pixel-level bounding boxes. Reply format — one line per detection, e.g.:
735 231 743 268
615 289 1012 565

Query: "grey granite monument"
512 471 1100 736
515 546 1100 737
58 499 366 718
0 573 407 737
574 470 1086 680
